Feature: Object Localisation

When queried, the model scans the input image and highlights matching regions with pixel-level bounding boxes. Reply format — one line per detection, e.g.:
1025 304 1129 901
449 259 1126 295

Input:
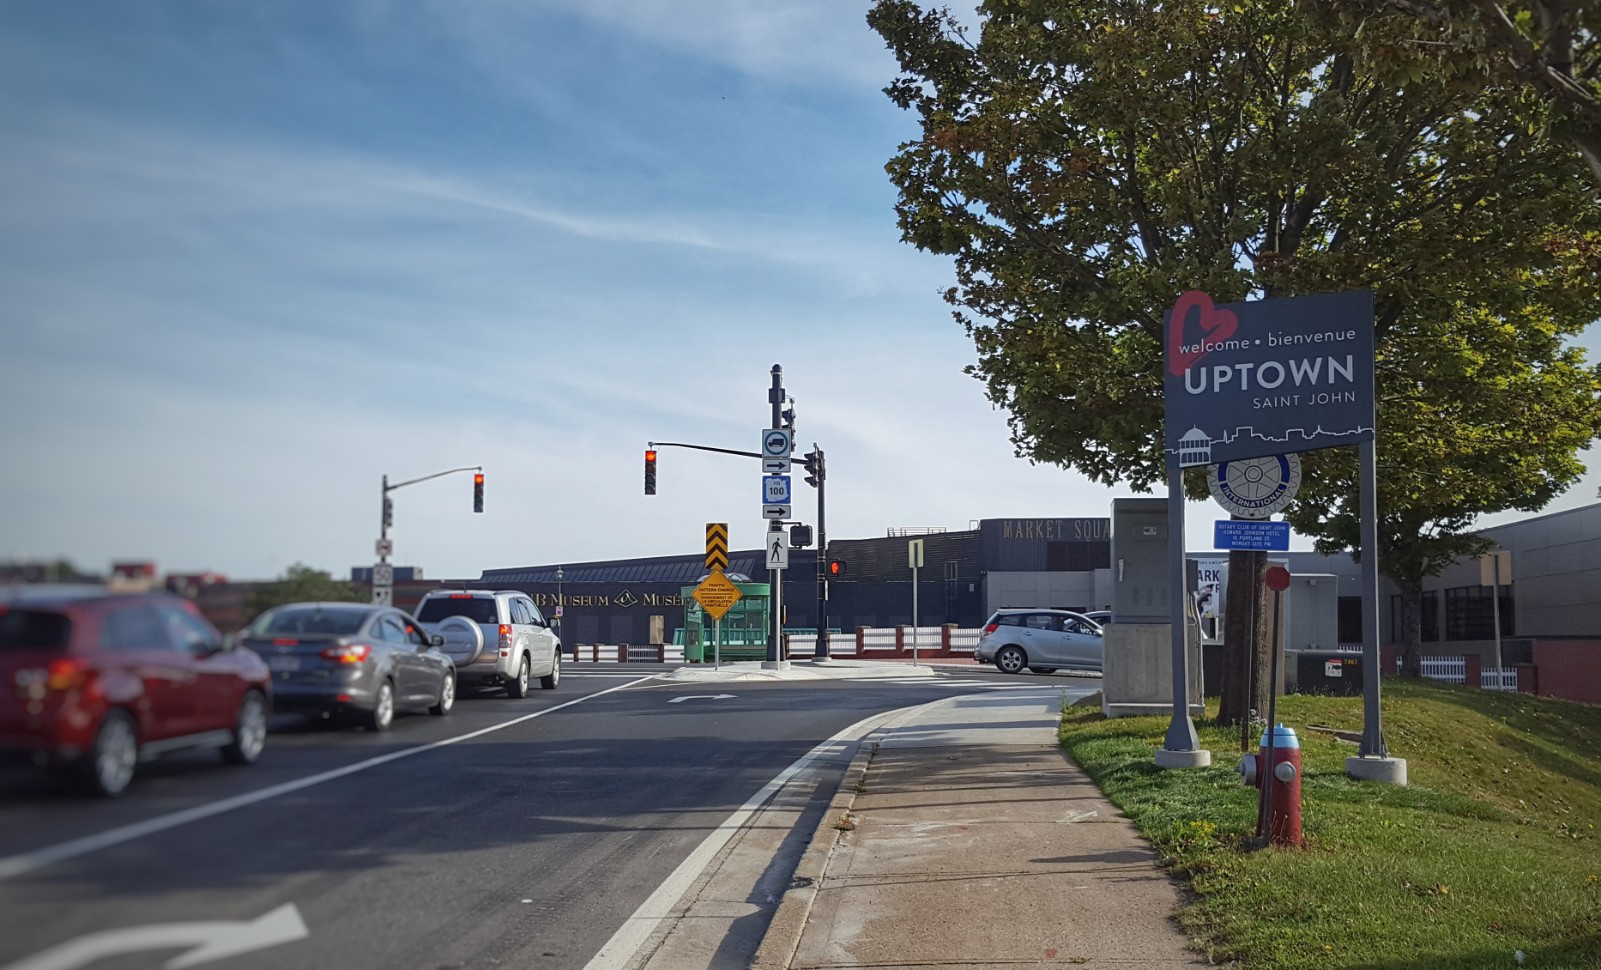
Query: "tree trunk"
1397 576 1424 677
1215 549 1272 726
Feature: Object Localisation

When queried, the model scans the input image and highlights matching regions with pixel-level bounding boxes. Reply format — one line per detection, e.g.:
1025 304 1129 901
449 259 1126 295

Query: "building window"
1444 586 1514 640
1422 591 1439 642
1338 596 1362 643
1388 591 1440 642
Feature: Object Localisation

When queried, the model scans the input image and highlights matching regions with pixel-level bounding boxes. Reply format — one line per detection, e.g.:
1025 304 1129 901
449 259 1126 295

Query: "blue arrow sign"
1214 520 1291 551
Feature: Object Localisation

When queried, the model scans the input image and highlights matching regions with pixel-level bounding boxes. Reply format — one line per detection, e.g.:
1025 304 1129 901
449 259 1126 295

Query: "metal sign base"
1159 457 1209 766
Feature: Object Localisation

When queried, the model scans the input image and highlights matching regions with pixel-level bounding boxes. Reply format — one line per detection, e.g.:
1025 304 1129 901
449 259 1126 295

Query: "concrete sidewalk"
751 689 1208 969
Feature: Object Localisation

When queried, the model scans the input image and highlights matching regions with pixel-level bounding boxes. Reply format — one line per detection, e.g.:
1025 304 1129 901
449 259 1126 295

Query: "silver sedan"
241 602 455 730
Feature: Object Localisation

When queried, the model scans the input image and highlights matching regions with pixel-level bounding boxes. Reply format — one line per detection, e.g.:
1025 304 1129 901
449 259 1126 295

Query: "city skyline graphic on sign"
1163 290 1376 467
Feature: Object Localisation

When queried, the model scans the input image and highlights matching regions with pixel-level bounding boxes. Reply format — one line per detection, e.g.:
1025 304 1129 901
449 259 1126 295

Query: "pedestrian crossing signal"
828 559 846 576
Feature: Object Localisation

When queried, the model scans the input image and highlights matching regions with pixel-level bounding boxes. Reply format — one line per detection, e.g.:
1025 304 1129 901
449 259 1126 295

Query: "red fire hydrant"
1236 723 1302 847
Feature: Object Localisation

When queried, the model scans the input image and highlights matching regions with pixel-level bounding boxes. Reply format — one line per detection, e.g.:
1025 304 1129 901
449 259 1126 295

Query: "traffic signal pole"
767 365 786 667
809 446 829 659
644 435 830 660
374 464 483 605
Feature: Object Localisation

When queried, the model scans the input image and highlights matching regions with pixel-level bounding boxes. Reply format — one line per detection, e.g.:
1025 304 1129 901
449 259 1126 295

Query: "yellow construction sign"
693 569 742 620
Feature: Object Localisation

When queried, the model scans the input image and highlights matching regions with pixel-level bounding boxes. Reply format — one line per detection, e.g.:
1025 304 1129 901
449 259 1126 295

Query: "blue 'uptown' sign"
1164 290 1375 467
1214 520 1291 551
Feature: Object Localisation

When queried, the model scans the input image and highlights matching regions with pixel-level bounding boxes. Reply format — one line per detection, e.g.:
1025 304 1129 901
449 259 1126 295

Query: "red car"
0 588 272 796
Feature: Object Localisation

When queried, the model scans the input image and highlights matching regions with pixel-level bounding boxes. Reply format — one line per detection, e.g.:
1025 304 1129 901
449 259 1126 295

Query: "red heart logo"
1167 290 1239 377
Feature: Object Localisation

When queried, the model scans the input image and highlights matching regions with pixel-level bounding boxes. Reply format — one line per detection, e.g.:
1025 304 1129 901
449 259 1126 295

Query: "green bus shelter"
680 577 770 663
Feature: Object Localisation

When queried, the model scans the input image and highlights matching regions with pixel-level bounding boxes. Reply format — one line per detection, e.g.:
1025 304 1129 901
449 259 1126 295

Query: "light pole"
555 566 565 653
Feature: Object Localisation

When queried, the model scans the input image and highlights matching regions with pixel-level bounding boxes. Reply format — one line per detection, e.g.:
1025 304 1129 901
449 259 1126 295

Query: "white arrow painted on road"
3 902 307 970
668 694 736 703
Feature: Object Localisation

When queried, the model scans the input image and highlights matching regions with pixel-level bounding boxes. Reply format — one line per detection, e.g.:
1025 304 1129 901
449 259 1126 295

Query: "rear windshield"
416 597 498 624
251 607 368 637
988 614 1024 627
0 608 72 650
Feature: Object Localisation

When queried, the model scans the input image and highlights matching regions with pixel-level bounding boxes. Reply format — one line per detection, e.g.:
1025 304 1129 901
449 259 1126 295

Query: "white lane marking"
580 699 942 970
0 678 655 883
666 694 736 703
3 902 306 970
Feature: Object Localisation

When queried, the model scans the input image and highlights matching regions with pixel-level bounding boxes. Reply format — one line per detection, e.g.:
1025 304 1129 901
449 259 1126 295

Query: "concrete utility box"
1102 619 1205 718
1286 574 1339 649
1111 498 1171 623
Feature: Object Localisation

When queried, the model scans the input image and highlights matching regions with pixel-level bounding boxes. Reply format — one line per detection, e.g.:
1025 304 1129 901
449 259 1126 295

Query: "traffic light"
473 473 485 513
803 446 824 488
382 496 394 530
828 559 846 577
644 449 657 495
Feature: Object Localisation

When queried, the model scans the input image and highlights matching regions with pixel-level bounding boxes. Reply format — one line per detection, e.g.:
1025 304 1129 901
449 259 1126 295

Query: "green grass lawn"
1061 680 1601 969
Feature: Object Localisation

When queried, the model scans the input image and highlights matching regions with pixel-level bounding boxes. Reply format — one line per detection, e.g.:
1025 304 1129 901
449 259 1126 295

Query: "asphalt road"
0 665 1095 970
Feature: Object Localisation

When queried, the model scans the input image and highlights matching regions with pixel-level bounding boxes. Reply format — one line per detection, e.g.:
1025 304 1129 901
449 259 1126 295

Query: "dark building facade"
472 517 1113 647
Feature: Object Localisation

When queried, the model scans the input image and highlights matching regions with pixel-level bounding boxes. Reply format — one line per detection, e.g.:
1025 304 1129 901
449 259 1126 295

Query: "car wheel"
80 710 138 797
506 655 531 698
364 680 395 732
995 646 1027 675
221 690 268 765
430 672 455 716
540 652 560 690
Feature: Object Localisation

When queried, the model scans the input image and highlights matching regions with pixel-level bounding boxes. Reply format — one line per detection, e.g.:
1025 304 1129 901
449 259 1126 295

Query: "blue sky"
2 1 1596 582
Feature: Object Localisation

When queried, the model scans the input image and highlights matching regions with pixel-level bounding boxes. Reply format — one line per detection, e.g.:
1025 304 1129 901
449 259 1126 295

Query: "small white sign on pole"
767 532 790 570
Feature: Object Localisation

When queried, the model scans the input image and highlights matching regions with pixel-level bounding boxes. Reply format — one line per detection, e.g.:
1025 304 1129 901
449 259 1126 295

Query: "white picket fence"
1482 668 1519 692
1420 657 1467 683
569 626 982 663
1401 656 1520 692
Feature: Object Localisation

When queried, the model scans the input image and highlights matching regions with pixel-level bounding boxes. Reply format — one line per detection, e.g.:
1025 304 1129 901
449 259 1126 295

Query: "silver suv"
975 609 1104 674
414 590 560 696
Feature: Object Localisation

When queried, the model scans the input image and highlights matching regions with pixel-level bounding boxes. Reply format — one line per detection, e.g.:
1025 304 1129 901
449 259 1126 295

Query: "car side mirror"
430 634 445 647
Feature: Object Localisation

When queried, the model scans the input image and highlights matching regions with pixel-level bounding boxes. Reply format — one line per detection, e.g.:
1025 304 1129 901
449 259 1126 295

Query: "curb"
750 732 880 970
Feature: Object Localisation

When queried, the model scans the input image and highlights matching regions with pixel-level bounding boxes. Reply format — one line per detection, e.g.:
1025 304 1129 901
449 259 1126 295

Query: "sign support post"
908 539 924 666
1159 456 1203 761
1347 438 1405 783
762 365 792 671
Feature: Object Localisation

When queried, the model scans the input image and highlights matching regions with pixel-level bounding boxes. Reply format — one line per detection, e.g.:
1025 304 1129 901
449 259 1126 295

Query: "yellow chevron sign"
705 522 729 573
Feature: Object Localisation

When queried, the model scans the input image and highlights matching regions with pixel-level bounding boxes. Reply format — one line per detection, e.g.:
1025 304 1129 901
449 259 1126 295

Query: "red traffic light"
473 473 484 485
645 450 657 462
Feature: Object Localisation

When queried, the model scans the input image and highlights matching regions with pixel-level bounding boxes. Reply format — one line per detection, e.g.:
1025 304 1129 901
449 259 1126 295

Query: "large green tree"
868 0 1601 706
246 563 363 617
1310 0 1601 182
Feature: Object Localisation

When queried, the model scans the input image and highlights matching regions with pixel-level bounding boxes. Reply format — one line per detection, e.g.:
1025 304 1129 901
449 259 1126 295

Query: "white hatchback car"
414 590 560 696
975 609 1104 674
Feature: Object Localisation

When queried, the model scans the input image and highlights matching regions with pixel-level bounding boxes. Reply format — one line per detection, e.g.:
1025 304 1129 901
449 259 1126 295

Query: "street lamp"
555 566 565 654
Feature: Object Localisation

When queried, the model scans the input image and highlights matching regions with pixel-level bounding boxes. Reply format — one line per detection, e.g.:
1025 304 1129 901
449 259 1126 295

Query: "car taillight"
982 623 999 635
498 624 512 652
320 643 372 664
46 658 89 691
